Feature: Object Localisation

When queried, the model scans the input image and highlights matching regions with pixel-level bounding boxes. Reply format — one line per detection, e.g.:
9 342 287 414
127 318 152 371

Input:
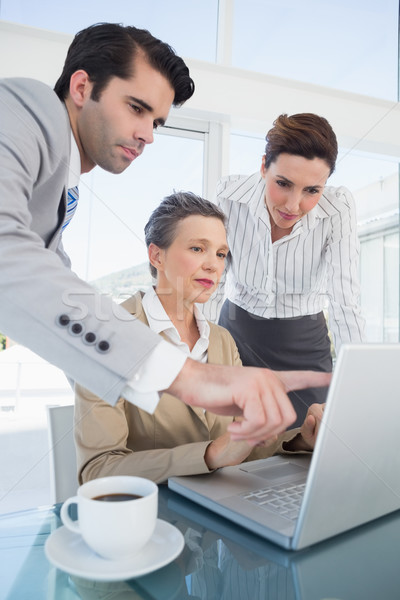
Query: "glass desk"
1 485 400 600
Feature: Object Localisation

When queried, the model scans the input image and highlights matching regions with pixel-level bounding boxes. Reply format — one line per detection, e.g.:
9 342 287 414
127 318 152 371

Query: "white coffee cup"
60 476 158 560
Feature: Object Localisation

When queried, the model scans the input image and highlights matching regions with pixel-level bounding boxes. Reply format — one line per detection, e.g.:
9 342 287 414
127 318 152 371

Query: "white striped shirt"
203 173 365 353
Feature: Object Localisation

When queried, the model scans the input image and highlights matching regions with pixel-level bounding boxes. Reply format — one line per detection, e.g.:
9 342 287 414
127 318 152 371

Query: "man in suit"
0 23 330 444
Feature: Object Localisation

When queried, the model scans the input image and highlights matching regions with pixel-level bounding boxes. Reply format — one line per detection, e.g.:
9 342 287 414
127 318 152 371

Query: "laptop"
169 344 400 550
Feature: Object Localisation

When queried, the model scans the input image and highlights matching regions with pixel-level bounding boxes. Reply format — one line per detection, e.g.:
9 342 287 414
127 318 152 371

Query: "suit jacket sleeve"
0 78 162 406
75 294 240 484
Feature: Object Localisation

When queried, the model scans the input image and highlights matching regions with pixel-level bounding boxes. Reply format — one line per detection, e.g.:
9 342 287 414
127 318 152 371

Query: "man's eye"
130 104 141 113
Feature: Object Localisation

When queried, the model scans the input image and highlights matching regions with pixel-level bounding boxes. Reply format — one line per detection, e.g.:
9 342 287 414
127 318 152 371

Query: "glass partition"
332 150 400 342
63 128 204 287
233 0 399 100
229 131 264 175
0 0 218 61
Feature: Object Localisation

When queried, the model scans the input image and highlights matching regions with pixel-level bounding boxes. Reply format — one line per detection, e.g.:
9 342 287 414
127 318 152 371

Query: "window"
233 0 399 100
230 131 264 175
384 232 399 341
0 0 219 62
63 125 205 286
332 150 399 342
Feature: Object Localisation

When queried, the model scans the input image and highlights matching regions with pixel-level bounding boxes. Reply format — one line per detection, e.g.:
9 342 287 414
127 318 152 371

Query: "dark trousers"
219 300 332 428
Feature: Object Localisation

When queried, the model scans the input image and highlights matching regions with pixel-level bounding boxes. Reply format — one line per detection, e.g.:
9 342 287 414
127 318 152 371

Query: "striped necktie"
62 186 79 231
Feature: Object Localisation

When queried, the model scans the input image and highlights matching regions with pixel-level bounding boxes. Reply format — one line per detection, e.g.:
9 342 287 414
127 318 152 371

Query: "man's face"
75 54 175 174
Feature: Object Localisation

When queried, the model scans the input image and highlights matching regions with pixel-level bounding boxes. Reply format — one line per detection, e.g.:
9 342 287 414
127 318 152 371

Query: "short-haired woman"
74 192 325 484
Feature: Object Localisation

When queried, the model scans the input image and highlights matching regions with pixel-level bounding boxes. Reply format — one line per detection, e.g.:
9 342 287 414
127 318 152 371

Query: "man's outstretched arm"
167 359 331 444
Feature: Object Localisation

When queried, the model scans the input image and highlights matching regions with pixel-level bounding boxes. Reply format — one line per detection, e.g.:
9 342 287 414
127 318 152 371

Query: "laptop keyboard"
240 481 306 520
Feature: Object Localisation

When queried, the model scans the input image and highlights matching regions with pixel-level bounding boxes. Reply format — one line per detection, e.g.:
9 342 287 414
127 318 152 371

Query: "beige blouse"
74 291 300 484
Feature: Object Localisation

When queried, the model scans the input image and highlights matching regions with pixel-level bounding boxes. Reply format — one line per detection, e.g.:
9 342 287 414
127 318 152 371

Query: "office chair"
46 404 78 504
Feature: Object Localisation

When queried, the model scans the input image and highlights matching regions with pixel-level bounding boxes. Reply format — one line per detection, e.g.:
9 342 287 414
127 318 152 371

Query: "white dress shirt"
123 288 209 412
141 286 210 363
67 142 186 413
203 173 366 353
68 133 81 189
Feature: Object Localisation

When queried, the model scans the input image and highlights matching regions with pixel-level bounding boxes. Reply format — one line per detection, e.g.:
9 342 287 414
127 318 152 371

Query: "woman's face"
261 153 331 235
151 215 229 306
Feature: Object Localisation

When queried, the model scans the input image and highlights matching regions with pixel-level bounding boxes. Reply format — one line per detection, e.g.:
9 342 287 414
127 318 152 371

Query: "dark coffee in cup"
93 493 143 502
61 476 158 559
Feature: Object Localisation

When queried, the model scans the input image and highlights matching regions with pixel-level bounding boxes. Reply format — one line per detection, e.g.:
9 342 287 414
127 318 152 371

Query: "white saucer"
44 519 184 581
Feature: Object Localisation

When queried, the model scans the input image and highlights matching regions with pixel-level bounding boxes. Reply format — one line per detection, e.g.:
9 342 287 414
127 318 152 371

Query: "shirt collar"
219 172 262 206
68 132 81 189
219 173 269 224
304 186 342 229
193 303 210 340
141 286 210 342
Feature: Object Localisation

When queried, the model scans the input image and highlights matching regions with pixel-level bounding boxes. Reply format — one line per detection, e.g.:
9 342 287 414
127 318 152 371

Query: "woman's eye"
307 188 319 195
217 252 226 259
191 247 202 252
276 180 288 187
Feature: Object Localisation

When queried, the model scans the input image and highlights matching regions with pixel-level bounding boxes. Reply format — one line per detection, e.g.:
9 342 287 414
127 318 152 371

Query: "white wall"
2 19 400 161
0 21 70 85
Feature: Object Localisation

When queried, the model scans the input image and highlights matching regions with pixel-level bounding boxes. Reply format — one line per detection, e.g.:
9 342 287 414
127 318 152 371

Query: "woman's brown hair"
264 113 338 176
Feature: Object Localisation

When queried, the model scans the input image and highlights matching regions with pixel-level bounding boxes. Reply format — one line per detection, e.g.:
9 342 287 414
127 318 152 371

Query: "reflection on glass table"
1 486 400 600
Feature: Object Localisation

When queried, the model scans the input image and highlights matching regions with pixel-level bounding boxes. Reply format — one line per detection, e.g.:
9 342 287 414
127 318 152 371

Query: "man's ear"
148 243 165 272
68 70 93 108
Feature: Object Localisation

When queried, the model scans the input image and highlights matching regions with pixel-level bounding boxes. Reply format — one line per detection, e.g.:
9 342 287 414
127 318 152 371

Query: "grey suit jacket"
0 78 161 405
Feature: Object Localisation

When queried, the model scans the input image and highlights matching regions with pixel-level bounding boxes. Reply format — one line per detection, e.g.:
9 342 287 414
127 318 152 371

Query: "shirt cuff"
121 340 187 414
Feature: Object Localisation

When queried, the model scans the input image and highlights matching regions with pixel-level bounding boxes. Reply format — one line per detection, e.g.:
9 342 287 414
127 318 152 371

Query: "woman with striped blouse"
205 113 365 427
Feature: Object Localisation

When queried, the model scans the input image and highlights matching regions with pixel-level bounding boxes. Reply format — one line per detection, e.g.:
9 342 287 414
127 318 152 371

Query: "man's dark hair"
54 22 194 106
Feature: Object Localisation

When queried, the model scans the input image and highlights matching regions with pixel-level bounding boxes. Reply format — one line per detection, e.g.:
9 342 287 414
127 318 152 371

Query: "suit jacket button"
97 340 110 353
57 314 70 327
69 322 84 336
84 332 96 345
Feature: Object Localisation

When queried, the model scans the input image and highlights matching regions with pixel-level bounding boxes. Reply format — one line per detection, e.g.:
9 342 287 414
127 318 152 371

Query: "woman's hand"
284 403 325 452
205 403 325 469
204 430 278 471
300 402 325 449
204 432 251 470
